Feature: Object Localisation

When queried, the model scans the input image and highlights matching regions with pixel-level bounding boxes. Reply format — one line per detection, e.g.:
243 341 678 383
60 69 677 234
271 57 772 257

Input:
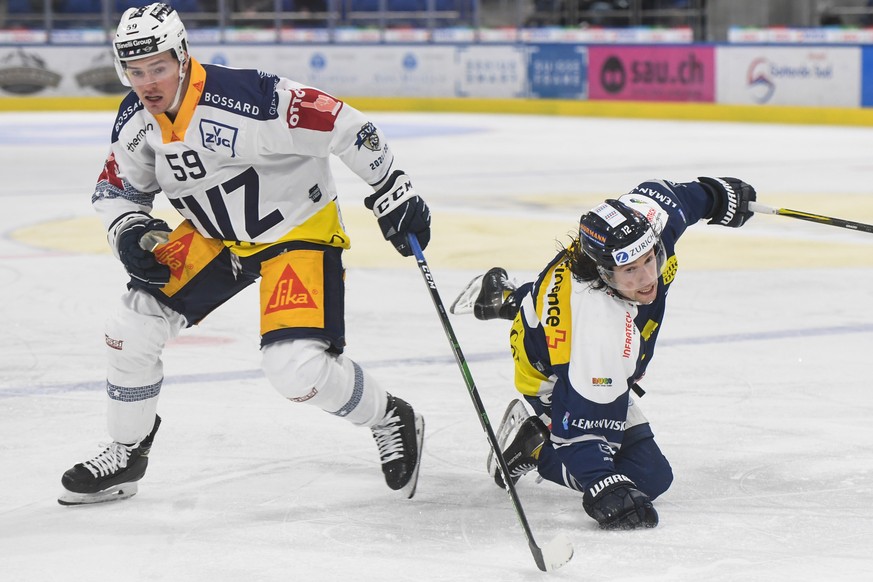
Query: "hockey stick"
749 201 873 235
407 233 574 573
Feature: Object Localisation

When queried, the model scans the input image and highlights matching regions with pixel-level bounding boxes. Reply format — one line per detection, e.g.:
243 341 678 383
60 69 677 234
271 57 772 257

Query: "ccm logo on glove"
370 174 413 217
365 170 431 257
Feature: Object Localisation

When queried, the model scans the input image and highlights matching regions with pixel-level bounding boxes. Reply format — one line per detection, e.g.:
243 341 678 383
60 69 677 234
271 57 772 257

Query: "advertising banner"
863 46 873 107
716 46 861 107
588 45 715 102
528 44 588 99
0 44 458 98
201 45 456 97
0 45 125 96
456 45 527 98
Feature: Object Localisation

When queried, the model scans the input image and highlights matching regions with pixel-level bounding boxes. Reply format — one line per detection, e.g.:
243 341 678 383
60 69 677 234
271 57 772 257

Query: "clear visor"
122 57 179 87
597 243 667 295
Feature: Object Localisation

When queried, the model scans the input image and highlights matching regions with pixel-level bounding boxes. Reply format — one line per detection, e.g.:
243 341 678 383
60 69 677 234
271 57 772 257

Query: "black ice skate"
492 415 548 489
371 395 424 499
450 267 518 320
58 415 161 506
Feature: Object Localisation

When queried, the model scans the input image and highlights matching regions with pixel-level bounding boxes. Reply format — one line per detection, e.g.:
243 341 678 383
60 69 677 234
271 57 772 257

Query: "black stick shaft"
406 234 550 572
749 201 873 235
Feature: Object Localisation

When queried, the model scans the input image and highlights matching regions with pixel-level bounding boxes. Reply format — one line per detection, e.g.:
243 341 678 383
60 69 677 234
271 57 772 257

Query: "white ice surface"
1 111 872 581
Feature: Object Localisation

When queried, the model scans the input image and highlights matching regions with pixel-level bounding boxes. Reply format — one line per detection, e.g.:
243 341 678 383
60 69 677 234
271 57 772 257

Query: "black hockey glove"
364 169 431 257
698 176 756 228
111 213 172 289
582 474 659 530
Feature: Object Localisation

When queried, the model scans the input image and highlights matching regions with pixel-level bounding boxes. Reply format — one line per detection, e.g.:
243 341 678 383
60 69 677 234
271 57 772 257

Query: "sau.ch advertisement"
587 45 715 103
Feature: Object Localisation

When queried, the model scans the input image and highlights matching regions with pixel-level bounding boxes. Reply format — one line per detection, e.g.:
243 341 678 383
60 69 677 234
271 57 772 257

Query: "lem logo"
199 119 238 157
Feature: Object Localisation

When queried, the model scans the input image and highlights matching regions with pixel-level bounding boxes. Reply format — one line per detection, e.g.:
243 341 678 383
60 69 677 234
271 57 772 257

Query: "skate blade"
486 399 530 479
449 274 484 315
58 482 139 506
399 413 425 500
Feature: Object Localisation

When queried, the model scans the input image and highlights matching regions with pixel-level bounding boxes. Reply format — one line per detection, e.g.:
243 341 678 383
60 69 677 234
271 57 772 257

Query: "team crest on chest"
199 119 238 157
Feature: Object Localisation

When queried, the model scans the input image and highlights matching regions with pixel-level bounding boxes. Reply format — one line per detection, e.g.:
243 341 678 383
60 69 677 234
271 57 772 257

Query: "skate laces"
510 462 537 479
83 442 133 478
449 274 484 315
372 408 405 464
498 272 516 296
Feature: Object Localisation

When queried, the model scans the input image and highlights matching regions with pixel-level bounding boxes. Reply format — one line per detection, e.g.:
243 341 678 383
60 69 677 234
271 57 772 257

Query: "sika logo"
154 231 194 280
264 265 317 314
747 57 776 104
199 119 237 157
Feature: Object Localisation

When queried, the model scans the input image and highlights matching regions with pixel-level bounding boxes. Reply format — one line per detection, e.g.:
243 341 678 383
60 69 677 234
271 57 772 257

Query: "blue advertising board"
862 46 873 107
528 44 588 99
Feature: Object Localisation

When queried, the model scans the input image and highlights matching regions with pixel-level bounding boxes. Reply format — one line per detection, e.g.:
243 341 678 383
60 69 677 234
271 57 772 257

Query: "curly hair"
562 237 608 291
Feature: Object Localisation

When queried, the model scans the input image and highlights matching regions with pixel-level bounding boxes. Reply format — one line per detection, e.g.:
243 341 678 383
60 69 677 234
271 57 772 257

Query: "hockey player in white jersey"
59 3 428 505
451 177 756 529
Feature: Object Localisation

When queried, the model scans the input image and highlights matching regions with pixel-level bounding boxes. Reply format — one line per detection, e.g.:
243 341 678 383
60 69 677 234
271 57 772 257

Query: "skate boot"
493 416 548 489
450 267 518 320
58 415 161 506
371 395 424 499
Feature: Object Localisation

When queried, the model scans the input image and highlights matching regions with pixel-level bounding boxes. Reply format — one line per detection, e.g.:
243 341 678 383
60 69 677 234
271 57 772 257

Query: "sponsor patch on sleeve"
286 88 343 132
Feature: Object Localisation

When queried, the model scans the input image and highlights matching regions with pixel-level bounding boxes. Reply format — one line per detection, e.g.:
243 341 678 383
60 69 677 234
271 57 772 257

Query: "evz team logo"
355 122 381 152
199 119 238 157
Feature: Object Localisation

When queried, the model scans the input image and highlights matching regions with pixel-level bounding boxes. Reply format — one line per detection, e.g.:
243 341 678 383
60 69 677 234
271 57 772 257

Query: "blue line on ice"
2 323 870 398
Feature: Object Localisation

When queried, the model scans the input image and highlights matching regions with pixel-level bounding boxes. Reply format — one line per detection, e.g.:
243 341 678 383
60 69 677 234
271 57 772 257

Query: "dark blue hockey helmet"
579 199 666 281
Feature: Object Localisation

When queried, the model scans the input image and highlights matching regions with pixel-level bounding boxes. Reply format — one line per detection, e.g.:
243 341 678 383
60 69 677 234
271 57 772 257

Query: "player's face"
124 52 184 116
611 248 660 304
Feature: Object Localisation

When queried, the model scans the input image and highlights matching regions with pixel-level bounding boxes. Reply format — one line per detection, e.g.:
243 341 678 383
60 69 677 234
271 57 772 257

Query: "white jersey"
93 58 395 254
513 261 641 407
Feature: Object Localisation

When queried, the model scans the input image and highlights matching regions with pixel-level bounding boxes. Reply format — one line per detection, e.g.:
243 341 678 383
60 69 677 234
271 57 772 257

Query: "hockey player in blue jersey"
58 3 429 505
451 177 756 529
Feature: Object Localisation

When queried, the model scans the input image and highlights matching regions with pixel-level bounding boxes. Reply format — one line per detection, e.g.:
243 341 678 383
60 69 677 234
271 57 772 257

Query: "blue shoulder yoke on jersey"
111 92 145 143
199 64 280 121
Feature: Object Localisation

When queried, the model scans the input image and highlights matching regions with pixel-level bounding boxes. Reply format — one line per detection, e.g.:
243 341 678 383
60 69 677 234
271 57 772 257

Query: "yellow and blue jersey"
511 179 716 487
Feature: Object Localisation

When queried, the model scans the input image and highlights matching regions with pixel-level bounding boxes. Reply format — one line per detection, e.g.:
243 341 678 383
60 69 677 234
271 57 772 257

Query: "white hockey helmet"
113 3 189 87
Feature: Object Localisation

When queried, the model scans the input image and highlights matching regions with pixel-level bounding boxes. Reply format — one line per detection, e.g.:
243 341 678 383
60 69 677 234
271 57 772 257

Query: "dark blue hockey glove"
365 170 431 257
698 176 756 228
582 473 659 530
114 215 172 288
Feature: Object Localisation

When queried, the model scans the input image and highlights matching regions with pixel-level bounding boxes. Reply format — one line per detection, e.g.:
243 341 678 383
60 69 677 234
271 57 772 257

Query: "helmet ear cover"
112 3 188 87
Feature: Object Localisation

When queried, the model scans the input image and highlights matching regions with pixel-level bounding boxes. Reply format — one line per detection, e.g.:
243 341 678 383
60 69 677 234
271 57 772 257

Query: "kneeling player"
452 177 756 529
